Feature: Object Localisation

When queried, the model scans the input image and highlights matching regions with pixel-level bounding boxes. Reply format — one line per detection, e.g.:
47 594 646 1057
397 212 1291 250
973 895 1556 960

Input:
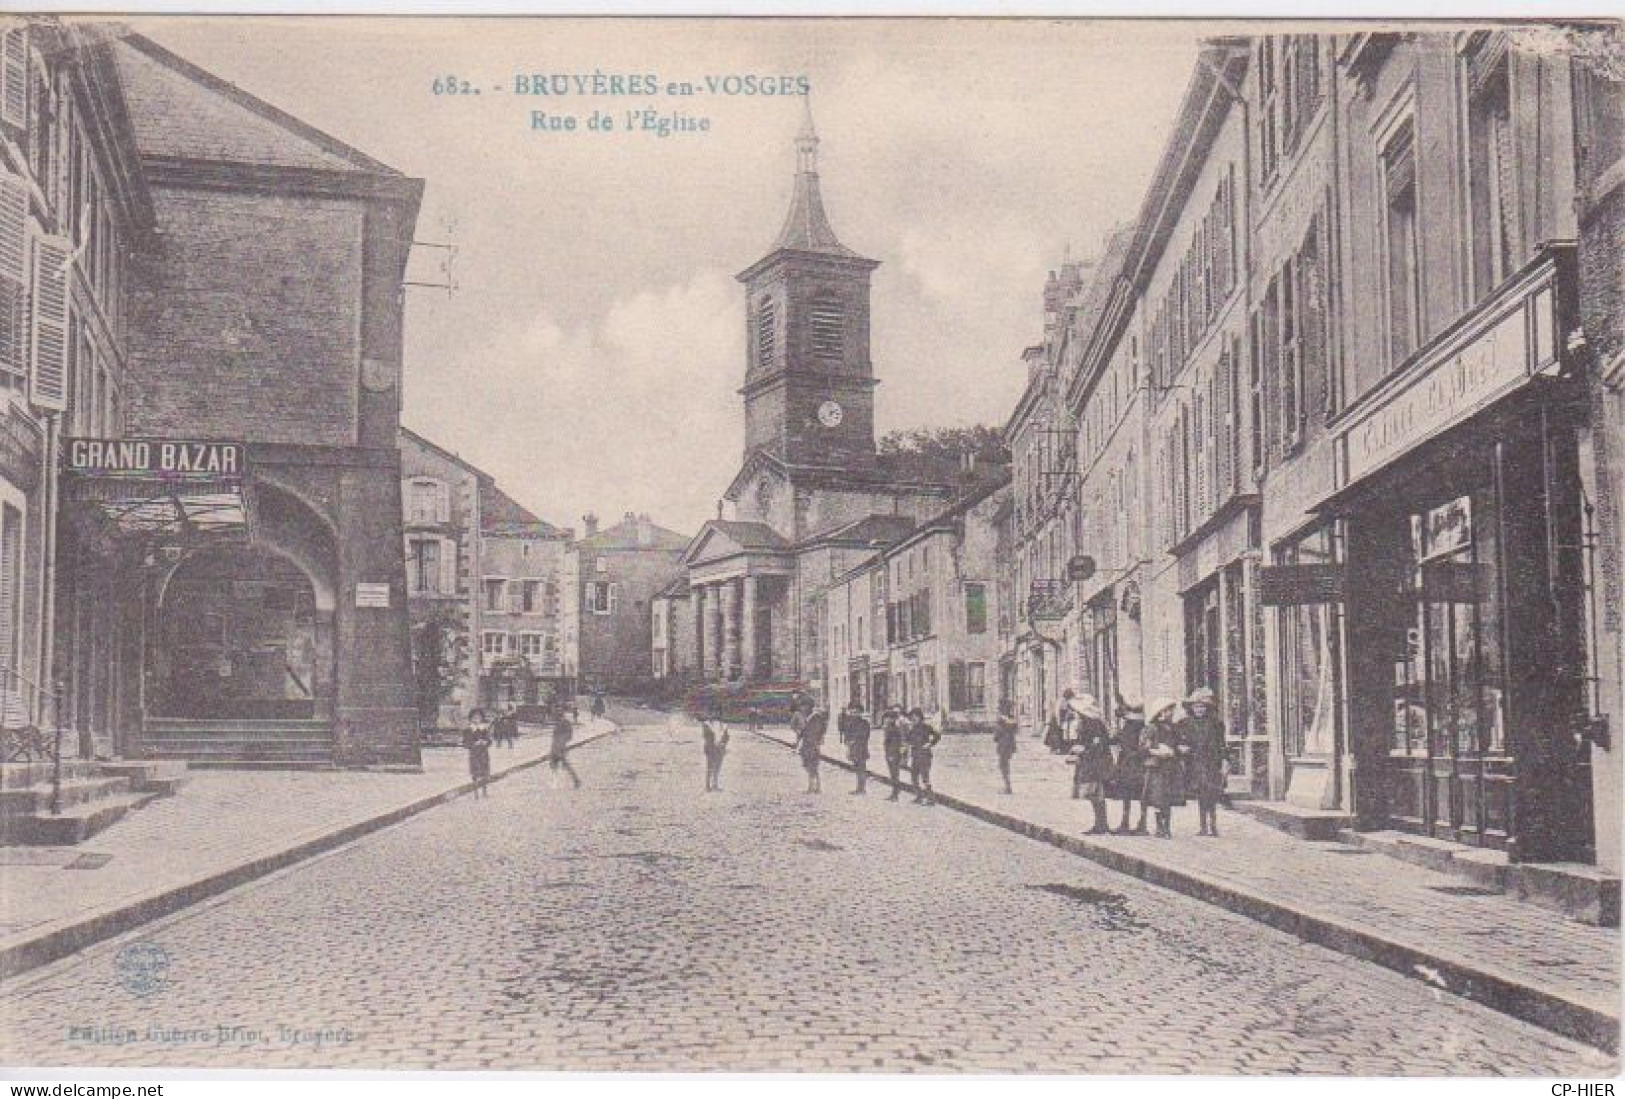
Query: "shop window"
1276 525 1344 761
1464 34 1518 301
1381 120 1422 369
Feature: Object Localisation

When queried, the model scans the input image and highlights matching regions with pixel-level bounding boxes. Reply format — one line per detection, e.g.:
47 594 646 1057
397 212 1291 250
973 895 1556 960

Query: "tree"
878 424 1011 482
411 606 468 730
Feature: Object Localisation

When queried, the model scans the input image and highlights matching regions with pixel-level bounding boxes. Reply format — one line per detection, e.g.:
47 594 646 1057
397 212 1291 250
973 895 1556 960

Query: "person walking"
1109 699 1150 835
1182 686 1227 837
838 701 872 795
993 699 1018 795
794 702 828 793
464 708 493 798
905 708 941 805
495 705 518 749
1069 694 1113 834
548 706 582 789
590 691 606 720
701 715 730 792
1142 699 1187 838
880 705 907 800
1043 710 1067 755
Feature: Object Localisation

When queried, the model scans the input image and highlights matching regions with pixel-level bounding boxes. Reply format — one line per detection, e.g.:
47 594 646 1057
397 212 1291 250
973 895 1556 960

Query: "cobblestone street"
0 707 1612 1074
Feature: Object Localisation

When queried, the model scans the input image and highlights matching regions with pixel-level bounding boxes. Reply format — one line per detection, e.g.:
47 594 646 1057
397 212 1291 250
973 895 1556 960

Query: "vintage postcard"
0 11 1618 1079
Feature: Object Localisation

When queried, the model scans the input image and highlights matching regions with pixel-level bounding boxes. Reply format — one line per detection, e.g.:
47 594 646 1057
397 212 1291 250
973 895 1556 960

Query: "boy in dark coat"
1142 700 1187 838
794 704 828 793
701 716 729 792
1110 700 1150 835
905 708 941 805
464 709 493 798
993 700 1018 795
1183 686 1227 837
1069 694 1113 834
838 702 872 795
880 706 907 800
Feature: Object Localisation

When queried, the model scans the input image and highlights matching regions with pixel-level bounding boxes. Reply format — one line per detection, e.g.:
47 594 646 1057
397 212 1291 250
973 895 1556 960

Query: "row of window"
1148 168 1238 391
480 631 559 659
1256 35 1326 189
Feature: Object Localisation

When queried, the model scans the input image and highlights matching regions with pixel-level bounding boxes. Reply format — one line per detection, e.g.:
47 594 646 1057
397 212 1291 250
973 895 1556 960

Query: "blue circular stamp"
114 941 171 998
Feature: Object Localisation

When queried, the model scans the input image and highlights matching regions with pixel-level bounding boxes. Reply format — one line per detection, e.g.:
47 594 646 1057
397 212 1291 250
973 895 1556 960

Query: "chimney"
636 513 652 546
583 513 599 538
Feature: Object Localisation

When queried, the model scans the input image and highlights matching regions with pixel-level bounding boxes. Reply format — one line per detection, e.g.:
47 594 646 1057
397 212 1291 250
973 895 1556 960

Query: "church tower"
737 101 880 471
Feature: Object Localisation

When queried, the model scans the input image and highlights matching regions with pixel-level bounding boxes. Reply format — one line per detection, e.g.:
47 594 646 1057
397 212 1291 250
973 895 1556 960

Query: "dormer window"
810 294 844 359
757 296 777 366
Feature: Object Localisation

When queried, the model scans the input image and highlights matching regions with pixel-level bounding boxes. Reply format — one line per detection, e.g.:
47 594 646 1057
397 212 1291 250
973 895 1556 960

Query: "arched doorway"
149 545 334 720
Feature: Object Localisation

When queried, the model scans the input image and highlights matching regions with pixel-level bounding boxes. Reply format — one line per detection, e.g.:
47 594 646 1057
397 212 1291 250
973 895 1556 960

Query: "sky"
129 17 1200 537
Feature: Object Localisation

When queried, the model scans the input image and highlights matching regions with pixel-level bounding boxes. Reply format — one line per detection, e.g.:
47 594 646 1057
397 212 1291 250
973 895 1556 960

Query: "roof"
578 513 691 552
113 34 402 176
705 520 791 552
724 448 954 505
400 426 488 479
800 514 919 550
739 100 877 279
479 480 567 539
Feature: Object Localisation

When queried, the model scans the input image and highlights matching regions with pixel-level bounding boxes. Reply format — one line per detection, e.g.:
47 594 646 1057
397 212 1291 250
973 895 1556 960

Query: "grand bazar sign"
66 438 243 478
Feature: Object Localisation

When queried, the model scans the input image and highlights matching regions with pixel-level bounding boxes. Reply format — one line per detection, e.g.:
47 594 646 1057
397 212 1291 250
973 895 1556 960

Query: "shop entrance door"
1386 491 1514 847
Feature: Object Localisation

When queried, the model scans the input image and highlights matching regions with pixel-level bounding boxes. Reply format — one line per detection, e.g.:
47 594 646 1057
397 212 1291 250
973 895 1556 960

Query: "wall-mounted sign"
1336 249 1563 489
1259 564 1346 606
355 582 391 608
66 438 243 478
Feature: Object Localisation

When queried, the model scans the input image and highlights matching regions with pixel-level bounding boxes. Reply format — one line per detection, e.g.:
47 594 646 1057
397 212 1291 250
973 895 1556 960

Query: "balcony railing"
0 666 66 815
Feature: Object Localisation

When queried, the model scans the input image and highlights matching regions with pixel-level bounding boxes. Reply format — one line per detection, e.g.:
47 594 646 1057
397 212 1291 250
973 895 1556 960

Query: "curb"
754 729 1619 1054
0 723 619 983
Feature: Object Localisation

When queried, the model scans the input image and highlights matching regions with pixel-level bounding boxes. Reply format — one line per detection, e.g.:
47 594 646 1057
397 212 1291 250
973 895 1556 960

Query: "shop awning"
62 438 248 538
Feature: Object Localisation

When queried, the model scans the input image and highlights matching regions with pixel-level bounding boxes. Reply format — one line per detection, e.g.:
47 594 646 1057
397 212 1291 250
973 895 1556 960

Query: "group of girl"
1048 688 1227 839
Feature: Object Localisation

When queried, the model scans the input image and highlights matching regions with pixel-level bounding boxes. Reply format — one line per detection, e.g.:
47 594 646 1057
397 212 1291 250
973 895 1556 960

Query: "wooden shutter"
0 172 26 383
1 29 26 131
608 583 619 613
439 538 457 595
29 229 69 411
0 504 18 677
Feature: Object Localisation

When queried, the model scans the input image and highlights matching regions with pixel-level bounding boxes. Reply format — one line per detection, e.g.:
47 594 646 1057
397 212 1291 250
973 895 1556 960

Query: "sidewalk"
0 718 616 980
759 725 1621 1053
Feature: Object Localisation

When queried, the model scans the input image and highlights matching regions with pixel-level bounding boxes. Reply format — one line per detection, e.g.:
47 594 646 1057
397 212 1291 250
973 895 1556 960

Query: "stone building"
819 478 1012 727
57 33 424 767
671 106 957 697
0 22 152 762
1040 30 1621 915
476 480 574 710
573 511 687 693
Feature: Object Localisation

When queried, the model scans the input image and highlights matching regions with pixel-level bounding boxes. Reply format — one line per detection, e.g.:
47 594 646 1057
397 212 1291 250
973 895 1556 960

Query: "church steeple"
767 97 865 260
737 101 880 473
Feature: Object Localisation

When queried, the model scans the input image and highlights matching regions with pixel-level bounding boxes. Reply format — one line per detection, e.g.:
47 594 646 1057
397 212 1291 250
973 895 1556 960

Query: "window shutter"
1 29 26 131
439 538 457 595
0 172 25 383
436 482 450 524
608 583 619 613
28 229 69 411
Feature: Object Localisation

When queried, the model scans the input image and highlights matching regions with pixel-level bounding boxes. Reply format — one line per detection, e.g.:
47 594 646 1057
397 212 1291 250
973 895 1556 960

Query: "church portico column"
705 582 725 682
693 585 707 680
721 579 741 681
741 575 759 681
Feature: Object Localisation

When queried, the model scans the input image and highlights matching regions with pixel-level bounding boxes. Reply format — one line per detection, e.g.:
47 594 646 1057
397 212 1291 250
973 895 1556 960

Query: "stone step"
0 759 99 790
1232 799 1354 842
94 761 190 796
144 719 329 734
0 790 162 845
179 759 338 771
144 739 333 756
0 775 132 815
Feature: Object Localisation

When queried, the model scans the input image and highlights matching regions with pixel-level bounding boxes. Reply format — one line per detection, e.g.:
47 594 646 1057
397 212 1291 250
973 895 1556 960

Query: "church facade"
669 110 954 694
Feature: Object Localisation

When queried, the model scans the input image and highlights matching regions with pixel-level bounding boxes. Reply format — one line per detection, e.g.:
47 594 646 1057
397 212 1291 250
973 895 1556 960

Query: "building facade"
819 479 1011 726
574 511 687 694
0 22 153 762
476 480 573 710
1040 30 1621 889
53 34 425 768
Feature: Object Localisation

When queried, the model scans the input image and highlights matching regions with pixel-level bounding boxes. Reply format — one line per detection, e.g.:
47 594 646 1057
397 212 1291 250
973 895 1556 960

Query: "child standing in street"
464 708 493 798
993 700 1018 795
701 716 730 791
